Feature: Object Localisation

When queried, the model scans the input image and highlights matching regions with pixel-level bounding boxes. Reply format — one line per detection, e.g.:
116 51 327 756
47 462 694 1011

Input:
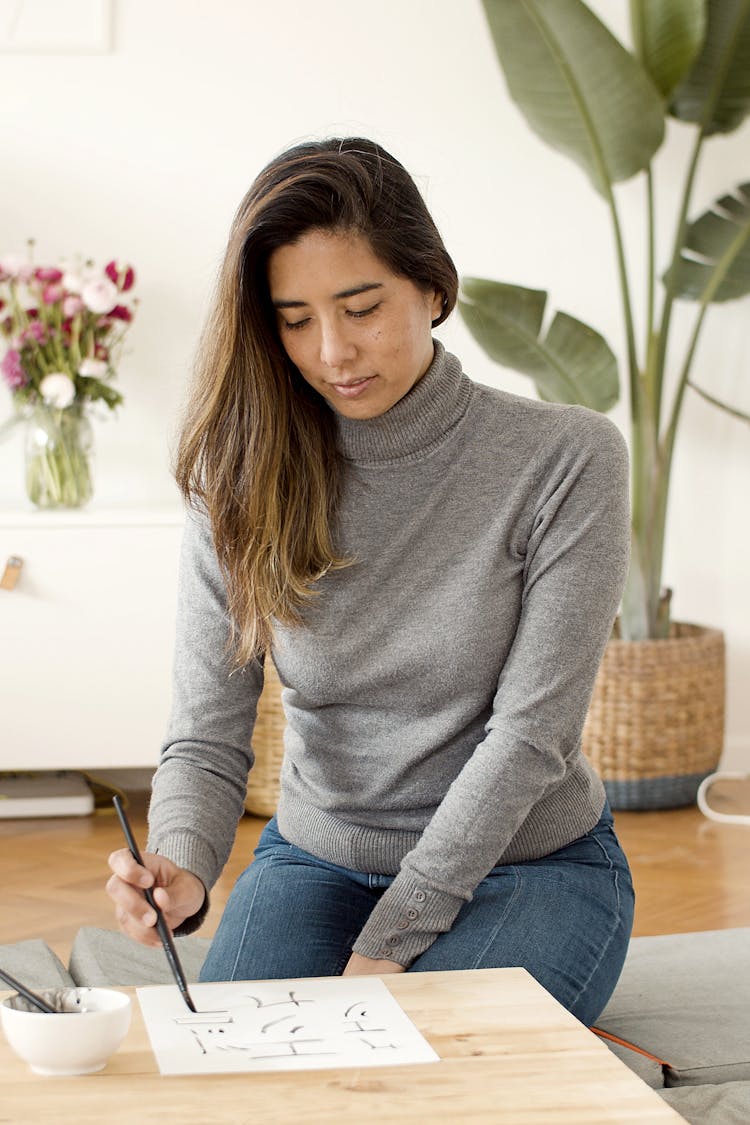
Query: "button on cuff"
351 871 467 966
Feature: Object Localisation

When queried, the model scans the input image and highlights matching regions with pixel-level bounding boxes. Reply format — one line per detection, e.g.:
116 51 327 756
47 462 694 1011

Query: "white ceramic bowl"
1 987 131 1076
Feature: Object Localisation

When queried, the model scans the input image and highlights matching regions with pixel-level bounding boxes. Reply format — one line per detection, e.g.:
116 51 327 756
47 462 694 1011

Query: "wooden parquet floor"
0 791 265 962
2 788 749 965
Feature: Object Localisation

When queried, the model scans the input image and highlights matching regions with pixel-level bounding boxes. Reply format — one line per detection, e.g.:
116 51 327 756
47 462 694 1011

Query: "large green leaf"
480 0 665 196
668 182 750 301
670 0 750 133
630 0 706 98
459 277 619 412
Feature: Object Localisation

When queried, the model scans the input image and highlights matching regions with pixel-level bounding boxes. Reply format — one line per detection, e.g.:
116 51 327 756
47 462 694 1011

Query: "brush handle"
112 796 196 1013
0 967 58 1014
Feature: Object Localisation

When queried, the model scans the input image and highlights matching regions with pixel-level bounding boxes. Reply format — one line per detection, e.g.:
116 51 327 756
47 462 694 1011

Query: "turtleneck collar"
333 340 473 465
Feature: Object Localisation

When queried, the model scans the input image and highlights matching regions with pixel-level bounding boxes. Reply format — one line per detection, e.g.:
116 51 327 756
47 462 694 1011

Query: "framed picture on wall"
0 0 111 53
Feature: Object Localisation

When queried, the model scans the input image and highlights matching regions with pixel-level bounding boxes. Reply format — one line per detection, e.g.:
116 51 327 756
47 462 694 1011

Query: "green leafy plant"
460 0 750 640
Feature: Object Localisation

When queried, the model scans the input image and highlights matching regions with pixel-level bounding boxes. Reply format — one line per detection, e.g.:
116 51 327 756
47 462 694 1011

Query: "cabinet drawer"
0 522 183 769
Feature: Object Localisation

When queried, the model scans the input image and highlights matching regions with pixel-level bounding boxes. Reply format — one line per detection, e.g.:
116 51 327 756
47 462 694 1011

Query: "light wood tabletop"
1 968 683 1124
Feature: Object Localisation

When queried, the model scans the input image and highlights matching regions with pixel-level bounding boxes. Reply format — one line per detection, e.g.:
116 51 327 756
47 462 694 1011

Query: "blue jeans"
200 802 634 1026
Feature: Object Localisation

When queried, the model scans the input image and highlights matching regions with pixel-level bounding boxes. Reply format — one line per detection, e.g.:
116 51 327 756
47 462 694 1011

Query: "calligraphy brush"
112 796 197 1013
0 967 60 1014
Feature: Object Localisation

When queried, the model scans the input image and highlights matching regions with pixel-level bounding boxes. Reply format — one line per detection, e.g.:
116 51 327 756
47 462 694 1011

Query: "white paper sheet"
137 977 439 1075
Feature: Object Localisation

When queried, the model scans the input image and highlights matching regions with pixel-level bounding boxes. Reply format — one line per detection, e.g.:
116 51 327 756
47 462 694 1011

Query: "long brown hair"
176 137 458 664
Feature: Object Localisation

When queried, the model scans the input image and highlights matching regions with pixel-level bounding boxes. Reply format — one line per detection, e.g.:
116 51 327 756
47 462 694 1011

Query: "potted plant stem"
459 0 750 807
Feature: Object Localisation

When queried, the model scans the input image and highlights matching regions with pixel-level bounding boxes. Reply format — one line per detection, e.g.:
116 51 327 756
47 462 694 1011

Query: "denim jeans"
199 801 634 1026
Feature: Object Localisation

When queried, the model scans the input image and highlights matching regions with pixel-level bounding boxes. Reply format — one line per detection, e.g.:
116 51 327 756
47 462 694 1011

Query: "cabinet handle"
1 556 23 591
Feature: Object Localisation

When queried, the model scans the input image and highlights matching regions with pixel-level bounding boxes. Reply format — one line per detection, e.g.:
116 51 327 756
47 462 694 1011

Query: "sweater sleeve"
352 409 630 964
146 506 264 932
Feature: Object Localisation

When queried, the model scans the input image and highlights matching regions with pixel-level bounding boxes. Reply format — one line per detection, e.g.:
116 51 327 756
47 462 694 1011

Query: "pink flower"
1 348 27 389
1 248 136 413
109 304 133 322
35 267 64 283
81 276 118 315
20 321 46 345
62 295 85 317
42 283 65 305
105 260 136 291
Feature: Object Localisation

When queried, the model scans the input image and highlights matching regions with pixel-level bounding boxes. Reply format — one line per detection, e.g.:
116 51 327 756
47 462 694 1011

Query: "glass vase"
25 403 94 510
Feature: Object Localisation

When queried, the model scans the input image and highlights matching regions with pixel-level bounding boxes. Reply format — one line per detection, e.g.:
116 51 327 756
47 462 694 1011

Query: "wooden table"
1 969 684 1124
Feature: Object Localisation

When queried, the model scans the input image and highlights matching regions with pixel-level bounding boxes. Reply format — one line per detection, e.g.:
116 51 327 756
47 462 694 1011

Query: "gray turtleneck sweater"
148 341 630 965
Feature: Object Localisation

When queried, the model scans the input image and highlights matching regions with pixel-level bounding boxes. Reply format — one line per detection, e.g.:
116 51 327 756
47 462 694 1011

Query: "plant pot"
582 622 725 810
25 402 94 510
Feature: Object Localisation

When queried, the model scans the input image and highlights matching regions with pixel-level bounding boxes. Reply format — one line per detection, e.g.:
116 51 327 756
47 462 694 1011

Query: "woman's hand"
106 848 205 947
342 952 406 976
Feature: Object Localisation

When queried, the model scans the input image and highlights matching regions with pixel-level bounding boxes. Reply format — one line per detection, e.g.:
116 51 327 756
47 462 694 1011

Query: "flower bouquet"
0 244 137 508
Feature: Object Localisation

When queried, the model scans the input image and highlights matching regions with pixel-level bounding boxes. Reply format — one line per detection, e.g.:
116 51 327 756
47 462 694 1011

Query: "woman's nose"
319 320 356 368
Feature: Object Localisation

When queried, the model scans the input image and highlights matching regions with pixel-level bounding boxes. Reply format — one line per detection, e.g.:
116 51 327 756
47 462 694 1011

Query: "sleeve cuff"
352 871 467 966
146 830 215 936
173 890 210 937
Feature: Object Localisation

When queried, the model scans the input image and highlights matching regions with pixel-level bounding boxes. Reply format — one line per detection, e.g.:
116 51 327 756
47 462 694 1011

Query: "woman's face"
267 228 443 419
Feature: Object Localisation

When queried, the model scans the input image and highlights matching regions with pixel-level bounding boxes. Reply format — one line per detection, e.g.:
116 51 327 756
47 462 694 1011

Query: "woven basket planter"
582 622 726 810
244 658 286 817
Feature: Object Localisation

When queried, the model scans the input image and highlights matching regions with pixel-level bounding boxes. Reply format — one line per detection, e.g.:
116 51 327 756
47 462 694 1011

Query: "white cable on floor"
696 772 750 825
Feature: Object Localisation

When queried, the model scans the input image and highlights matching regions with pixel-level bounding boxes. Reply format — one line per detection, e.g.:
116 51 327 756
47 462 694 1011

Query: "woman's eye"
347 303 380 319
282 317 310 331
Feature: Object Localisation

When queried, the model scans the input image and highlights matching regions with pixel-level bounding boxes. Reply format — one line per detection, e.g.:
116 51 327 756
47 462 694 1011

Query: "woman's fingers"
105 872 162 946
105 848 205 946
106 848 168 945
152 870 206 929
107 846 154 887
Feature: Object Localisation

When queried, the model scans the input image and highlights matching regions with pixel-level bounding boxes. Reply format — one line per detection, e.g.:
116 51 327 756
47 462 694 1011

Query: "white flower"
78 357 108 377
0 253 34 281
62 270 83 294
40 373 76 409
81 277 118 315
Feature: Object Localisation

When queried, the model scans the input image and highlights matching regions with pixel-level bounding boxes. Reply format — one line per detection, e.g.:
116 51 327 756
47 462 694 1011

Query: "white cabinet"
0 508 184 770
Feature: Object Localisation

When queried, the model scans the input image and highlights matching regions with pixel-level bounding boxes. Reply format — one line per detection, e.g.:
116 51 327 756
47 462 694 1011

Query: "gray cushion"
0 939 74 990
659 1080 750 1125
597 928 750 1088
69 926 210 987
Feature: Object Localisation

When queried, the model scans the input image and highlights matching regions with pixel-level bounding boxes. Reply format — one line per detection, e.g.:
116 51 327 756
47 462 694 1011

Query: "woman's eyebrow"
272 282 383 309
334 282 383 300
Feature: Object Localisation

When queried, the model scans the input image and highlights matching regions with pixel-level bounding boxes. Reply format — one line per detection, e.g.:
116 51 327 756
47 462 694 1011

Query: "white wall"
1 0 748 766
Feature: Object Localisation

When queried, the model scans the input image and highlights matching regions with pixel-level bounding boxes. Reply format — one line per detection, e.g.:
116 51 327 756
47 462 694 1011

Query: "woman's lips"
331 375 377 399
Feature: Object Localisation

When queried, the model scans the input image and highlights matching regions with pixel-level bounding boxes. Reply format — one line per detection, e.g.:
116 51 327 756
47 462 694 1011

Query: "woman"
107 137 634 1026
